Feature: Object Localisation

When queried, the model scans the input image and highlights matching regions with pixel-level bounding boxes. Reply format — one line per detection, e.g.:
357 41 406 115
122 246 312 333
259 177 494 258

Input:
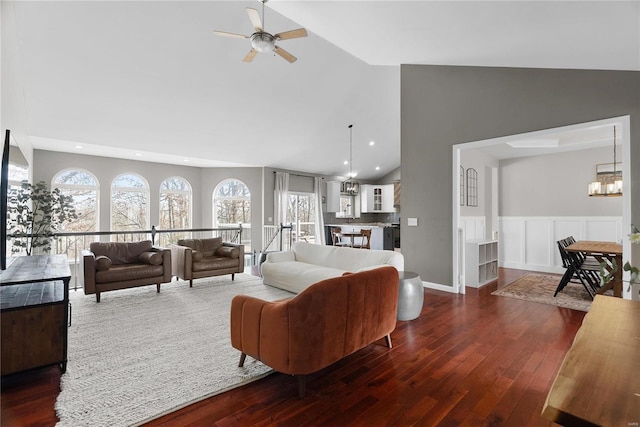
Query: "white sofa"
261 241 404 293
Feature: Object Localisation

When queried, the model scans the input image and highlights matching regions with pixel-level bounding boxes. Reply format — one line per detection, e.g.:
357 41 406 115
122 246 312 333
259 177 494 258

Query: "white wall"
500 146 622 216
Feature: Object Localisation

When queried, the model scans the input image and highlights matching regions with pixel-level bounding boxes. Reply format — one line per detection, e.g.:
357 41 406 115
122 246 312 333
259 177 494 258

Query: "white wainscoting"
460 216 486 242
498 216 622 274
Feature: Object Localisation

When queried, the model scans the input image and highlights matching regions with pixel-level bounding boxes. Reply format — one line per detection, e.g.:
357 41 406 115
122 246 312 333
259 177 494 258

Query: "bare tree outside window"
160 177 191 244
287 193 316 244
53 169 99 233
214 179 251 248
112 174 149 239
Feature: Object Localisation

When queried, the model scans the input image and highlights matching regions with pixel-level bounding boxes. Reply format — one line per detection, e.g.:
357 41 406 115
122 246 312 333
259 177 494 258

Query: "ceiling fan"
213 0 308 63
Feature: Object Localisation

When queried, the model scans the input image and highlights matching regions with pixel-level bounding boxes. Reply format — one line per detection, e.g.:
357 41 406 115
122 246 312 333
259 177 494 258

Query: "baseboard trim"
422 281 457 294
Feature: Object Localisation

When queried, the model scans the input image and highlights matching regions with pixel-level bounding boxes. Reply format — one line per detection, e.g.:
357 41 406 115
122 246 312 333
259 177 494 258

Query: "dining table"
336 231 362 248
565 240 623 297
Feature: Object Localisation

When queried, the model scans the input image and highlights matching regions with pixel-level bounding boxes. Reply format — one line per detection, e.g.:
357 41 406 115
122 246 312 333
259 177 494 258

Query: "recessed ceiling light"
74 145 83 149
375 166 380 170
183 159 189 162
135 153 143 157
349 172 357 178
344 160 349 165
369 141 375 146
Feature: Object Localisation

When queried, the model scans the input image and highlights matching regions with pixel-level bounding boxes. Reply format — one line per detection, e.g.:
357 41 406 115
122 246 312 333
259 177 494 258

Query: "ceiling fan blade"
274 46 297 63
213 30 249 39
243 49 258 63
246 8 263 32
274 28 308 41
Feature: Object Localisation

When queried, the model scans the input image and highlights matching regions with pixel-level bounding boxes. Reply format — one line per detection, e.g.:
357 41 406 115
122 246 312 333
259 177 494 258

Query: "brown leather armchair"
169 237 244 287
82 240 172 302
230 266 399 397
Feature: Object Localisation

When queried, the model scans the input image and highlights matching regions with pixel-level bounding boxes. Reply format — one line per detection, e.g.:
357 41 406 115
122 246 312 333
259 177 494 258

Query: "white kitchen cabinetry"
326 181 340 212
360 184 395 213
327 181 360 218
465 240 498 288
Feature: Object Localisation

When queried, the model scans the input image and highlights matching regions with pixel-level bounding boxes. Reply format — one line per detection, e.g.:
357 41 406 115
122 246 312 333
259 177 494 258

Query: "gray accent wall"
401 65 639 287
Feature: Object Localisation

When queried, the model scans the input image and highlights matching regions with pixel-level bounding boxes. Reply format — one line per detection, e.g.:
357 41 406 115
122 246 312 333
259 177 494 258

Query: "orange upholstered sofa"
230 266 399 397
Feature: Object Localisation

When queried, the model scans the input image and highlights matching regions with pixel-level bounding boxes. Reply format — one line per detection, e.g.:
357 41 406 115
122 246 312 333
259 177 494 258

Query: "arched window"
160 177 192 244
53 169 99 233
111 173 149 233
213 179 251 248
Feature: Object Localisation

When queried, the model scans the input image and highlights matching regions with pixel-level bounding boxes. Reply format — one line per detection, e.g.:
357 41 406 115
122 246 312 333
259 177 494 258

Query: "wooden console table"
0 255 71 376
542 295 640 426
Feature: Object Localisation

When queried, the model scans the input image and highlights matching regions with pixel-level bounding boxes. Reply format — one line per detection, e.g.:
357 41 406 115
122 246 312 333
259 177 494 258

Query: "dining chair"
331 227 350 247
555 238 600 299
352 229 371 249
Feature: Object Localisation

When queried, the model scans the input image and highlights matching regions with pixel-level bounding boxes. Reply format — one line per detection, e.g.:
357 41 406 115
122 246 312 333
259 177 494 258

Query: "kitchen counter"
325 224 397 250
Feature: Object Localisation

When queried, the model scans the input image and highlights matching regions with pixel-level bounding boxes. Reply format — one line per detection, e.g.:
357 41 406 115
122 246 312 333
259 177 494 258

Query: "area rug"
55 274 294 427
491 272 593 312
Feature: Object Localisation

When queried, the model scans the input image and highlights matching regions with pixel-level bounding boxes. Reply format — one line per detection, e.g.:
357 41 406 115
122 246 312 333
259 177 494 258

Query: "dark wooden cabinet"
0 256 71 376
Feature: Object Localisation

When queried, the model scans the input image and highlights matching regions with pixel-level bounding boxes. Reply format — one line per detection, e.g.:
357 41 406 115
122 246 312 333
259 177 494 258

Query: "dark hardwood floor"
1 269 585 426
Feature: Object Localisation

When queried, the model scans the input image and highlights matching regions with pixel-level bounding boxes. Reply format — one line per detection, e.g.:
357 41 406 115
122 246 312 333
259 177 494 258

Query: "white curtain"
314 177 326 245
274 172 289 229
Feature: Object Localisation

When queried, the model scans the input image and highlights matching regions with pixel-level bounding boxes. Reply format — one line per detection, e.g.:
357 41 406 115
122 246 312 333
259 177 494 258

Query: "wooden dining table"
565 240 623 297
336 231 362 247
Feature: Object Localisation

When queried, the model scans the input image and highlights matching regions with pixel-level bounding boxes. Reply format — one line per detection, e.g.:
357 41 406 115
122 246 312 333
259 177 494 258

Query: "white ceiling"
5 1 640 180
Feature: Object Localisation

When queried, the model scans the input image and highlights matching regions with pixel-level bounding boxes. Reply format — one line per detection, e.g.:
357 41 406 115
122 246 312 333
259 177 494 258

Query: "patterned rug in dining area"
491 272 594 312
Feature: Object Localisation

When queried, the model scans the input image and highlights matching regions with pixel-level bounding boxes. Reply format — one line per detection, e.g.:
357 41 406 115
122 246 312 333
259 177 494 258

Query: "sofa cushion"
261 261 347 294
292 241 404 271
201 237 223 257
90 240 153 265
95 255 112 271
139 251 162 265
178 238 223 258
192 250 203 262
95 264 164 284
215 246 239 259
193 256 239 272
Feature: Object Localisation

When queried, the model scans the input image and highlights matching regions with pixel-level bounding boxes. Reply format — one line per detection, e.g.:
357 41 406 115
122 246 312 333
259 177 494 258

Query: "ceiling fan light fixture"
250 33 275 53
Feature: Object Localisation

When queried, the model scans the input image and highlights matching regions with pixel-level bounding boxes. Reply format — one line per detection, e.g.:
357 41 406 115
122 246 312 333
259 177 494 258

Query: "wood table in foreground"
542 295 640 426
565 240 623 297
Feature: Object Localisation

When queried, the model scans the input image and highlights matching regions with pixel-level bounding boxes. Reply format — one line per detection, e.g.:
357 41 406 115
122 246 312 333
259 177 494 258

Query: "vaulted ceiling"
4 1 639 180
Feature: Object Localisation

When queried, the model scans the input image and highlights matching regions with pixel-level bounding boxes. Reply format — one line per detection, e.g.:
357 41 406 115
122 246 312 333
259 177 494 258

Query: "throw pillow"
216 246 239 259
139 251 162 265
192 250 203 262
95 255 112 271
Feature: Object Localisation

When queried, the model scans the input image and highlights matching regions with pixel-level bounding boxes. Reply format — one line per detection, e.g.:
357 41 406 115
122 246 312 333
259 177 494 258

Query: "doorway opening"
452 116 631 296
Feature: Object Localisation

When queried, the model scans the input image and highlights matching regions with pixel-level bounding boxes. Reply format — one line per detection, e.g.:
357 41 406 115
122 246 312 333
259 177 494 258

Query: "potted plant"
7 180 77 255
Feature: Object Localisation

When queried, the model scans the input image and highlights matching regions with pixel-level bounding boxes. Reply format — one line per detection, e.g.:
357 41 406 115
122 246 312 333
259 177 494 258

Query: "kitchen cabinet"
327 181 360 218
326 181 340 212
464 240 498 288
360 184 395 213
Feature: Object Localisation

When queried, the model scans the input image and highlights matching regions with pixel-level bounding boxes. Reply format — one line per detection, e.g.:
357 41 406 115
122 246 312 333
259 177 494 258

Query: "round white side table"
397 271 424 321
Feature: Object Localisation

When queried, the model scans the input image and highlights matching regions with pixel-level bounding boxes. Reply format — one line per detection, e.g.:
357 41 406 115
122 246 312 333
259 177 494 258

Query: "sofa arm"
222 243 245 271
230 295 291 371
169 244 192 281
152 246 172 283
265 251 295 264
81 249 97 295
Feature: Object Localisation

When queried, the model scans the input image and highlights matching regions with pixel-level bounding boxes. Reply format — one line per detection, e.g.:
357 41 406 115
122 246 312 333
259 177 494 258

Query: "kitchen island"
325 224 398 250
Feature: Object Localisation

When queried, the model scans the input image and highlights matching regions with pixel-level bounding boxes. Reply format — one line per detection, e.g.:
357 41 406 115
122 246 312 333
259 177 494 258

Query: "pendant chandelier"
588 126 622 197
342 124 360 195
